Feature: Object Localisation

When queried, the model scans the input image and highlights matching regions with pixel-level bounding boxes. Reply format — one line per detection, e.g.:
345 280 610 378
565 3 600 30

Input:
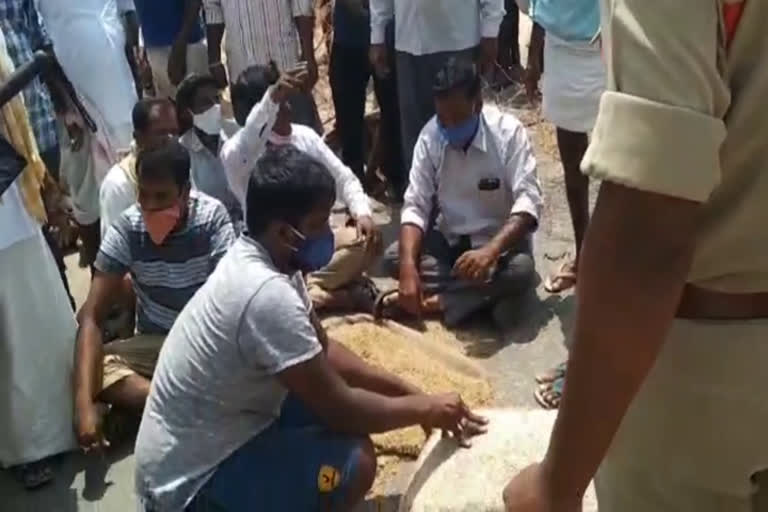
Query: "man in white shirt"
370 0 504 171
176 73 243 231
0 35 76 489
99 98 179 237
383 58 542 328
204 0 321 132
220 64 383 313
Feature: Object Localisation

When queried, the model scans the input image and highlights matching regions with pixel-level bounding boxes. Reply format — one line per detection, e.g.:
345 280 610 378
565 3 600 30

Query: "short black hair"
246 145 336 236
132 98 175 133
175 73 220 114
231 62 279 125
433 57 481 99
136 139 191 189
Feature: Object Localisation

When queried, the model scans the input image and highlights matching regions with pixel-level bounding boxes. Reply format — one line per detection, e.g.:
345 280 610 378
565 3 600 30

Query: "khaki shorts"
102 335 165 391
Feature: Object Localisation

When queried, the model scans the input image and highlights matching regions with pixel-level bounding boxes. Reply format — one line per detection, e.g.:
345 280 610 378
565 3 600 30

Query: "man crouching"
134 145 487 511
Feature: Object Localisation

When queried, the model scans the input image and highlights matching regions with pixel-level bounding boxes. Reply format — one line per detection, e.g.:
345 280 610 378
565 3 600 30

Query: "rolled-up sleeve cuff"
400 207 428 231
582 91 726 202
371 24 387 45
350 200 373 219
481 17 503 38
204 6 225 24
511 196 541 226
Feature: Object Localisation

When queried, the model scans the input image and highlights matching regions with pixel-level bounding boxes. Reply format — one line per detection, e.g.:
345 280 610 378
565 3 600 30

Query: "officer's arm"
533 0 728 503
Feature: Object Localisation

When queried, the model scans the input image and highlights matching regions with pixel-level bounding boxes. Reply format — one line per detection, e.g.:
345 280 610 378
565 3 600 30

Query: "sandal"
347 277 381 314
12 459 54 489
544 261 577 294
534 374 565 410
534 361 567 385
373 288 400 321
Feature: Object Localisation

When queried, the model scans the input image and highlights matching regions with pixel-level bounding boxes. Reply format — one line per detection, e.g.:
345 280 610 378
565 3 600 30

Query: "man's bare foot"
544 261 577 294
534 361 567 385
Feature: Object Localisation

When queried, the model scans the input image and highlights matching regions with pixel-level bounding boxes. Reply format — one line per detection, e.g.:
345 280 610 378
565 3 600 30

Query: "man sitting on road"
100 98 179 237
74 140 235 451
220 63 383 313
383 58 542 328
134 145 487 511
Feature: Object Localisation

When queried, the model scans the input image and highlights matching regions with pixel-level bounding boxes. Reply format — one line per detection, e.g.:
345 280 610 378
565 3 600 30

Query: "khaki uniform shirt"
583 0 767 292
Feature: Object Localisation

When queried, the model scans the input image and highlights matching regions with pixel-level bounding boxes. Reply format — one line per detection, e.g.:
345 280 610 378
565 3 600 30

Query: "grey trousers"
395 47 476 171
384 230 535 326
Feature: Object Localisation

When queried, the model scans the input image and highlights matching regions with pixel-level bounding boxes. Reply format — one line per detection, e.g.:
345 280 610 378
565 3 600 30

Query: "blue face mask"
289 226 335 272
438 114 480 149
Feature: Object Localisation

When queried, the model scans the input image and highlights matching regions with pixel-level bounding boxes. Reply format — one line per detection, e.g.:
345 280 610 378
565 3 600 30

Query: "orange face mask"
142 203 181 245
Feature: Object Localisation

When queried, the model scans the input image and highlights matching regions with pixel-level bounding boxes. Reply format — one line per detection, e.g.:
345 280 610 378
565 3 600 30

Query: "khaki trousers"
307 226 380 293
597 318 768 511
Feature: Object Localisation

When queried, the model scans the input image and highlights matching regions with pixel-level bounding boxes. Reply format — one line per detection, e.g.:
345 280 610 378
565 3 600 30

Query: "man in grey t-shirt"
134 145 488 511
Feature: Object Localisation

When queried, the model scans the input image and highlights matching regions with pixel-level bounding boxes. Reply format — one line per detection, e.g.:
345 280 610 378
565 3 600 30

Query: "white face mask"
192 104 222 135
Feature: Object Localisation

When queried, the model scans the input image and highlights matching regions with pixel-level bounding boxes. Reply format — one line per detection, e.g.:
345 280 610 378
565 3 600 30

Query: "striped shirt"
203 0 313 81
0 0 58 152
95 191 236 335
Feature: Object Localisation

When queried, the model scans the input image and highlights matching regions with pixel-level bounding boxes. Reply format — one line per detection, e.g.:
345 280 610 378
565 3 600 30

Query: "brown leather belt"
677 284 768 320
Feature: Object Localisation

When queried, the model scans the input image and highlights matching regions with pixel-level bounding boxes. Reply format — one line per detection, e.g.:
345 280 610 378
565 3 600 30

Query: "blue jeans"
186 396 366 511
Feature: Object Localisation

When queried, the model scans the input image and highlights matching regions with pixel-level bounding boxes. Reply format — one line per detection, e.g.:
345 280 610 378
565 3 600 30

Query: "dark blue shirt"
333 0 370 48
134 0 204 48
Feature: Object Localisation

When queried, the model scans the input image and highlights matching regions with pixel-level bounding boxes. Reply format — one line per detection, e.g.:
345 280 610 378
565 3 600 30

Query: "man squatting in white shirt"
383 57 543 328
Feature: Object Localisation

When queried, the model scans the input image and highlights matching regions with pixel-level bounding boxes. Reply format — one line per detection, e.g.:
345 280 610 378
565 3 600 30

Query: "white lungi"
542 32 605 133
0 184 77 466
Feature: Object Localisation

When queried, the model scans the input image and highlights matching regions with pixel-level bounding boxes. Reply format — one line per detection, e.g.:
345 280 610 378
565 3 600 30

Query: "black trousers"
499 0 521 69
329 42 406 197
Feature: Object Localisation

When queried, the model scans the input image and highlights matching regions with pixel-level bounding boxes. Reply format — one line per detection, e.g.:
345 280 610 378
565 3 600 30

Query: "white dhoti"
541 33 605 133
0 229 77 466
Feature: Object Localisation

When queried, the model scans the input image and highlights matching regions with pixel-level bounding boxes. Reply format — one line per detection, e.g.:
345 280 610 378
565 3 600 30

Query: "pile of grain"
325 319 493 494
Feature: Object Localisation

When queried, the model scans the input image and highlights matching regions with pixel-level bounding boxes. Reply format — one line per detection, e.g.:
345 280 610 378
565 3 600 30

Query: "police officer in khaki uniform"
502 0 768 510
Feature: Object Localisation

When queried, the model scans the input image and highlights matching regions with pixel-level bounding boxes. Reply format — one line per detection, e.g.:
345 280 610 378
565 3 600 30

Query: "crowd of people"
1 0 767 511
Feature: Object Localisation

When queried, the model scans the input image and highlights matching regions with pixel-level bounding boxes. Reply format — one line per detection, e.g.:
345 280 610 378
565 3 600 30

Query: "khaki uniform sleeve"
582 0 730 202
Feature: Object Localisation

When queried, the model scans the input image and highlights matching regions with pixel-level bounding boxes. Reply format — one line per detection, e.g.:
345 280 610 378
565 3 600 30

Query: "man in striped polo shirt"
73 139 236 453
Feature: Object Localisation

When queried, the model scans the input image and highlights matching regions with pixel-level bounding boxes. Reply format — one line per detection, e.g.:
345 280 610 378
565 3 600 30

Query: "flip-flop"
12 459 54 489
534 375 564 410
534 361 567 385
544 262 577 294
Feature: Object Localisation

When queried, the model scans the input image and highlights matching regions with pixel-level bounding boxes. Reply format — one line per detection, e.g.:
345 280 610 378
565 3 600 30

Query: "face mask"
192 104 222 135
288 226 335 272
269 131 293 146
142 203 181 245
438 113 480 149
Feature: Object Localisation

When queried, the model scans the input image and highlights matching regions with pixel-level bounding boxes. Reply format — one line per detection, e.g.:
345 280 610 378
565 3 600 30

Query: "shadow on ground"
1 440 135 511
